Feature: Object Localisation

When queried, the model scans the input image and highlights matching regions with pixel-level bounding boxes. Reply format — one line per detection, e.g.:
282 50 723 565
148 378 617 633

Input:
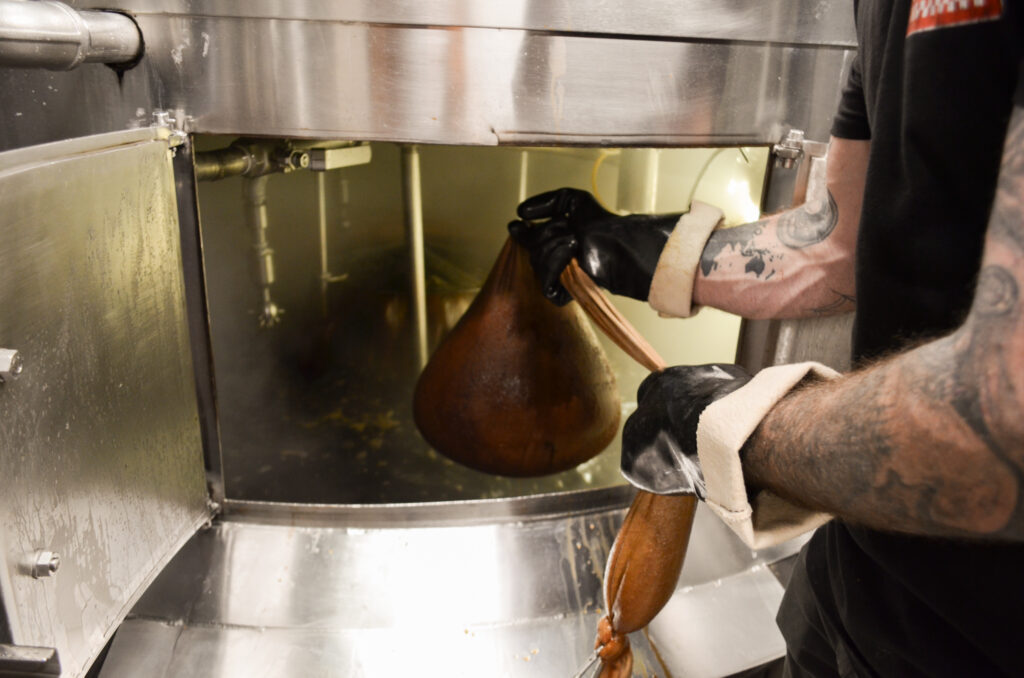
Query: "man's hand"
508 188 680 305
621 364 751 497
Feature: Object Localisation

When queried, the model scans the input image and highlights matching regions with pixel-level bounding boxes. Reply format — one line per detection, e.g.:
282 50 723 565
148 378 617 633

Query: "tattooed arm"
693 137 869 319
742 108 1024 539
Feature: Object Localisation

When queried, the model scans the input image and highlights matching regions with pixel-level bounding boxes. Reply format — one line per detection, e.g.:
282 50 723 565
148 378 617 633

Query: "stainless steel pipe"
401 145 429 369
0 0 142 70
243 175 283 328
193 146 255 182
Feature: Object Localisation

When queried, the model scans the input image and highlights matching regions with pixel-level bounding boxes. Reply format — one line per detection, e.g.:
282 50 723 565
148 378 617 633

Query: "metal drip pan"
99 489 806 678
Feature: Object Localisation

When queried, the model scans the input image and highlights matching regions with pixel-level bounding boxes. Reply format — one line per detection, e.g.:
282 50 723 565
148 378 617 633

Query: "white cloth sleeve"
696 361 840 549
647 200 724 318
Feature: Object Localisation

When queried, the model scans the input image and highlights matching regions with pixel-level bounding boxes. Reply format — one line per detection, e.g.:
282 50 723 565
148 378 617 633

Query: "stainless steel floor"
99 496 803 678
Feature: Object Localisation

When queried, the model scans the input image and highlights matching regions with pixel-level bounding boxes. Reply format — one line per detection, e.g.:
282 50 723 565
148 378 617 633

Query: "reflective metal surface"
220 486 635 528
93 0 857 46
135 16 853 146
649 564 788 678
0 129 210 677
100 500 803 678
2 2 855 151
401 145 429 369
0 1 141 70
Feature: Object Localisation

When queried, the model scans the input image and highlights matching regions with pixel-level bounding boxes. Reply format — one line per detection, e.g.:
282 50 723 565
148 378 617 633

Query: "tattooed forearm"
991 113 1024 253
699 222 780 279
691 138 865 320
778 190 839 249
974 266 1019 316
699 190 840 280
742 108 1024 539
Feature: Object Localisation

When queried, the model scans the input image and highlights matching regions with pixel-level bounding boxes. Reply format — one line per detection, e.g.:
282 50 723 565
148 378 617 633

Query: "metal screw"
0 348 23 384
31 551 60 579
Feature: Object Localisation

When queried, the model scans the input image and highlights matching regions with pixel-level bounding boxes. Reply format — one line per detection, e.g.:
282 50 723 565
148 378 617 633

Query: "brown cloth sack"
413 238 620 477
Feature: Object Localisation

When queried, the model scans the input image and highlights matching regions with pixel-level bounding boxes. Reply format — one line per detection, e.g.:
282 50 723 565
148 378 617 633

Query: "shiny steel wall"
0 129 210 676
0 1 856 151
94 0 857 44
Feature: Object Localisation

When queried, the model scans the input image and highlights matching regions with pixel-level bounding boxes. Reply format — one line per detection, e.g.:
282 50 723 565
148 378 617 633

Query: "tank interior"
196 139 769 504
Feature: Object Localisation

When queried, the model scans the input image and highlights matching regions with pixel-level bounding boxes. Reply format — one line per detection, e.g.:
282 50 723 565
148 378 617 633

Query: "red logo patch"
907 0 1003 36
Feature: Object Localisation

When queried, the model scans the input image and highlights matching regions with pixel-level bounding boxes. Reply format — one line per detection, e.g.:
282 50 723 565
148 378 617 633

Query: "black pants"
776 547 862 678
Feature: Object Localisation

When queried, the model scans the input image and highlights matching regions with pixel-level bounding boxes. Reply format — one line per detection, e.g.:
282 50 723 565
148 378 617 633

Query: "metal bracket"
308 144 372 172
150 109 190 149
772 129 805 169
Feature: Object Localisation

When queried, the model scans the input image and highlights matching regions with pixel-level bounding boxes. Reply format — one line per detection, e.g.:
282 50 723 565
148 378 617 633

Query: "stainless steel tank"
0 3 857 676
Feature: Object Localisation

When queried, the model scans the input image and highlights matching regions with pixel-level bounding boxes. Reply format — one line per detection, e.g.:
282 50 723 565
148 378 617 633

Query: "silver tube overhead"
0 0 142 70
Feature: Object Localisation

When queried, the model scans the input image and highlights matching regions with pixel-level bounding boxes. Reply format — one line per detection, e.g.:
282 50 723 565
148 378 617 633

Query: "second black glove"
621 364 752 498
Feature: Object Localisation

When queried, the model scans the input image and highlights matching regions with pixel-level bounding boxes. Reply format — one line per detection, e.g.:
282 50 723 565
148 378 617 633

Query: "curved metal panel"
109 502 804 677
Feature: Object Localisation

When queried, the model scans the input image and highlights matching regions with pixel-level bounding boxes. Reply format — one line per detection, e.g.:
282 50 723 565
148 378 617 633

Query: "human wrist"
647 201 724 318
695 362 838 548
738 425 773 498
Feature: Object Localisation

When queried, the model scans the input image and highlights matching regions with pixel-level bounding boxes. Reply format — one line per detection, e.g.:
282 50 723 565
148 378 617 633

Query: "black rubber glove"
621 364 752 498
508 188 681 306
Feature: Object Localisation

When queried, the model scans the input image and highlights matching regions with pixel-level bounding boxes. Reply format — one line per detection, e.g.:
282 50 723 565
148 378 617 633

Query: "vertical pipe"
616 149 661 213
317 171 329 317
401 145 429 369
517 150 530 203
243 174 281 327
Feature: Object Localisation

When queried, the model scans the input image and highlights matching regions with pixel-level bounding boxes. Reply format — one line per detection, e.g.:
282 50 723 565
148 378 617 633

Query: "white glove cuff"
696 362 840 549
647 200 724 318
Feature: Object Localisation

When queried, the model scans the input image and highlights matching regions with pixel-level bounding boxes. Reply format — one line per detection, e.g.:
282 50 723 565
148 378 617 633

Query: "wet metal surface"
2 2 853 151
0 129 210 676
101 501 805 678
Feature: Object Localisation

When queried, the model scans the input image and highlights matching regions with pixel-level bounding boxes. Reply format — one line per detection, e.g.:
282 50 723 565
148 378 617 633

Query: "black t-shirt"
802 1 1024 676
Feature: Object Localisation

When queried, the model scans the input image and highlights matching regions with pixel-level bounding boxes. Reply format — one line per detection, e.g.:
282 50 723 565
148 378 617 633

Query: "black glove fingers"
534 233 577 305
507 219 531 244
517 188 607 223
635 365 683 403
622 401 660 460
508 218 554 249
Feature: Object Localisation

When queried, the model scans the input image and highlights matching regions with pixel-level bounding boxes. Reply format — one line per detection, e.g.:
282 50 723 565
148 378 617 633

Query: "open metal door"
0 128 210 677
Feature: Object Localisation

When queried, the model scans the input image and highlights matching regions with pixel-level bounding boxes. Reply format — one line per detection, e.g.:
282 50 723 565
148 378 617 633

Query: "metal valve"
0 348 23 384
